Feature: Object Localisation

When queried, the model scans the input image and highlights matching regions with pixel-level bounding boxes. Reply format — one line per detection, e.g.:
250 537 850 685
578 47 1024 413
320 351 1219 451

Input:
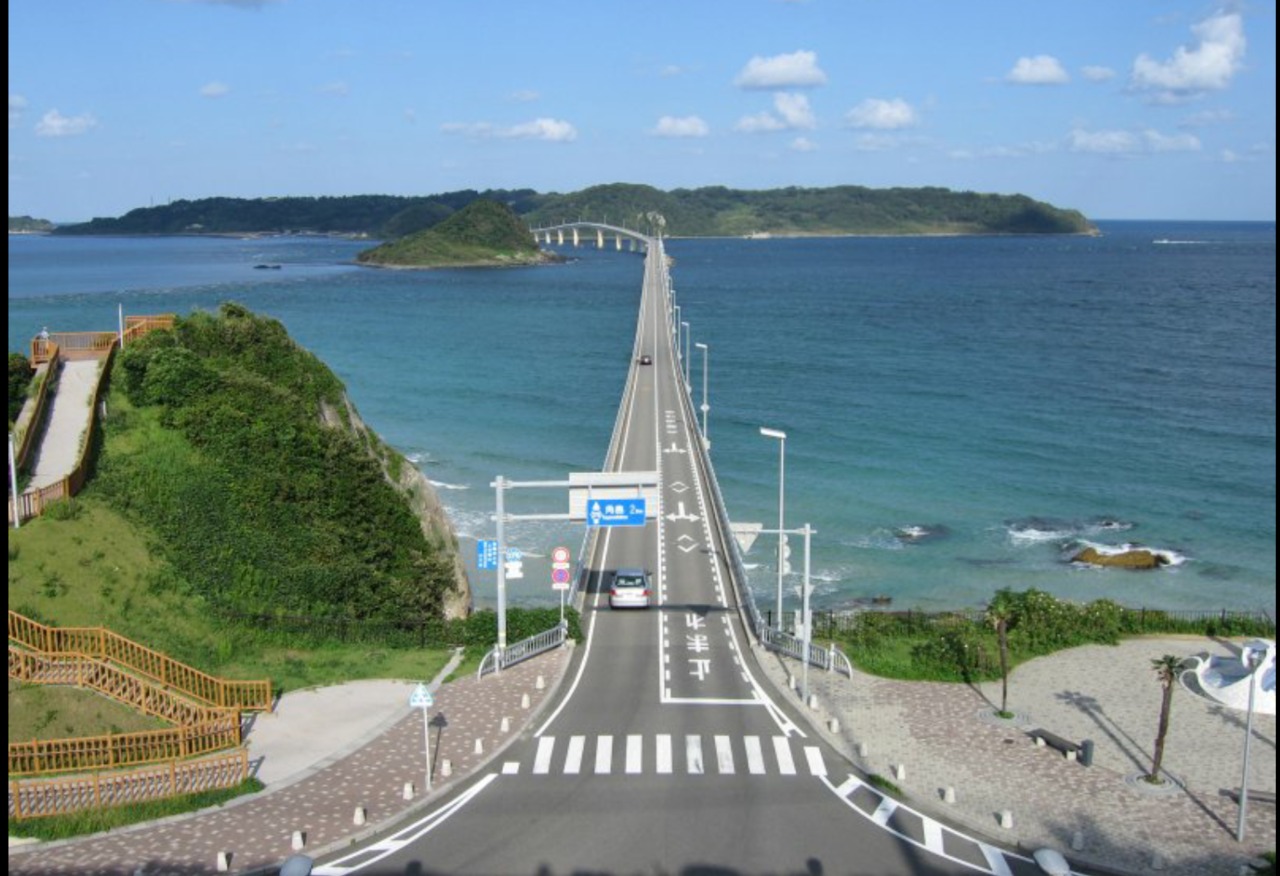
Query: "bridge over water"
529 220 651 252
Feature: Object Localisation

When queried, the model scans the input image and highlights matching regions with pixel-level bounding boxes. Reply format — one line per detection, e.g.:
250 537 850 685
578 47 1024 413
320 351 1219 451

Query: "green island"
356 199 559 268
8 215 55 234
36 181 1095 239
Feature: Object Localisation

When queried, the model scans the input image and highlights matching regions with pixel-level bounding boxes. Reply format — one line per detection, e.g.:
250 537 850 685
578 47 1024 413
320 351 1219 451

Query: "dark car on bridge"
638 354 653 365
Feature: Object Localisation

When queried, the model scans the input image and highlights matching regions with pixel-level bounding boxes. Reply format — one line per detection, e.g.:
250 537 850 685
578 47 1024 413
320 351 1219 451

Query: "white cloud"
35 109 97 137
1068 128 1140 154
789 136 817 152
660 64 688 78
774 93 815 129
507 89 540 103
735 93 815 133
200 81 230 98
734 50 827 89
1006 55 1070 85
1143 129 1201 152
10 93 27 128
1067 127 1200 155
1082 66 1116 82
845 98 918 130
651 115 709 138
1179 108 1233 128
1131 11 1245 100
318 82 349 97
442 118 578 142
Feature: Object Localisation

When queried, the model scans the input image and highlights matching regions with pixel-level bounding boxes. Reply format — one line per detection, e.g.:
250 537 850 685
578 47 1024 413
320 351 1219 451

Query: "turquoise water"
8 223 1275 616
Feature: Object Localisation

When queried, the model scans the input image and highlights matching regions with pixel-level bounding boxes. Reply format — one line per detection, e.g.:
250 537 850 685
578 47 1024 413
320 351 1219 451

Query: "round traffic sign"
552 546 571 564
552 567 571 584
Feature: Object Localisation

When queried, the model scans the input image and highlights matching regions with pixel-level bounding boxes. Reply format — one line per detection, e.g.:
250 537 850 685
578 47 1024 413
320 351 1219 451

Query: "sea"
8 222 1276 618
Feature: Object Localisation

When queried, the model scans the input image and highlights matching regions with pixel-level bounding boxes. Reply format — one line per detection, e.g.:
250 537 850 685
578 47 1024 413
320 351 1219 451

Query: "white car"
609 568 652 609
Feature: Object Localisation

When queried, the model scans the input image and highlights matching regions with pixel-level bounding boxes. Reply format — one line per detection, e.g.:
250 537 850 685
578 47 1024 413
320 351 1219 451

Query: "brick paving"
756 635 1276 876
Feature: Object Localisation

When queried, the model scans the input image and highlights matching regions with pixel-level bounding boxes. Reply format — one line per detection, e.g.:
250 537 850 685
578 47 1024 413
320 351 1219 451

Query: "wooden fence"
9 749 250 821
9 716 241 777
8 611 273 712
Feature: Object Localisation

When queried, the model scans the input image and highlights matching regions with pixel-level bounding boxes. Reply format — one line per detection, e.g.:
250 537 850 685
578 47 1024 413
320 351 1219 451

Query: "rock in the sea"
1072 546 1167 570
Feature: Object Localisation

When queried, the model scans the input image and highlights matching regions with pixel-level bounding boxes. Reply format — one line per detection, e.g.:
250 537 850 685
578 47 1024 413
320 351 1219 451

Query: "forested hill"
50 183 1094 238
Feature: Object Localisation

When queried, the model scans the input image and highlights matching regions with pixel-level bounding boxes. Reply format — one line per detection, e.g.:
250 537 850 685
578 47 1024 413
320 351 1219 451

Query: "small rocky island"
356 199 558 269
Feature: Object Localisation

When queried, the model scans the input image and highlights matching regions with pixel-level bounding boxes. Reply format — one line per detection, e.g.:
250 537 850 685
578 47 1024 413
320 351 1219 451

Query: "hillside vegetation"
9 215 55 233
357 199 554 267
48 183 1094 239
98 303 467 625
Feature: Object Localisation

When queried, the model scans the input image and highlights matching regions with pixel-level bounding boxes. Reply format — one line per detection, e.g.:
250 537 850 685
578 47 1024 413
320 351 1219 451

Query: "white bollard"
474 737 485 754
1071 831 1085 851
828 718 840 733
1034 736 1046 747
1066 749 1077 762
291 830 306 851
500 716 511 732
216 852 232 873
1151 853 1165 871
893 763 906 782
998 810 1013 830
403 781 415 800
943 786 956 804
536 674 546 690
807 693 819 710
521 693 531 710
353 806 367 826
788 673 797 690
441 758 453 778
857 742 869 758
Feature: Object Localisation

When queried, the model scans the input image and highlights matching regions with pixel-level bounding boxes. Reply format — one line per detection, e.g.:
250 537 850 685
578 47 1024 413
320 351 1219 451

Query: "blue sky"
8 0 1276 222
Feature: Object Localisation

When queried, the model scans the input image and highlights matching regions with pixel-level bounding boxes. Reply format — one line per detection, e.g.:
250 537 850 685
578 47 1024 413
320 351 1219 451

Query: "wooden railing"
8 611 273 712
9 715 241 777
11 348 57 470
9 749 250 821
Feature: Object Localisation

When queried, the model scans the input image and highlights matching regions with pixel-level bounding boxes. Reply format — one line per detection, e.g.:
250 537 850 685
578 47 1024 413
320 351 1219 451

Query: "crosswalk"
502 734 827 778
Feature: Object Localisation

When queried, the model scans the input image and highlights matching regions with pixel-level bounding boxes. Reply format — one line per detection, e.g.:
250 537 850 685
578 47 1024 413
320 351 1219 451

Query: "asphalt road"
312 239 990 876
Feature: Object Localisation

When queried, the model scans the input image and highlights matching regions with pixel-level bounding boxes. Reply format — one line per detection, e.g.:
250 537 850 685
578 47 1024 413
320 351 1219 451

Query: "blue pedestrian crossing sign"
477 540 498 570
586 498 647 527
409 683 434 709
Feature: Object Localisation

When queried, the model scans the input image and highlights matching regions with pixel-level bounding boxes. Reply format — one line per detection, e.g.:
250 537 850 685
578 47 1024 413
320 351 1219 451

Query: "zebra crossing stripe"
772 736 797 775
803 746 826 776
595 735 612 774
626 734 643 774
871 796 898 826
564 736 585 775
715 735 735 774
745 736 766 774
656 734 673 774
534 737 555 774
686 735 704 774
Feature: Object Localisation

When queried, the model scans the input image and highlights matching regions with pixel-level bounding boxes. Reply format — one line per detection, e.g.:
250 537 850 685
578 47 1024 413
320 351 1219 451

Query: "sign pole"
422 700 432 792
495 476 506 659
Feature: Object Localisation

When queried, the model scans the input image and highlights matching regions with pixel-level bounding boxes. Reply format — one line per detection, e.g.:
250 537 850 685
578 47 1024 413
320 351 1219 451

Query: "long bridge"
529 220 651 252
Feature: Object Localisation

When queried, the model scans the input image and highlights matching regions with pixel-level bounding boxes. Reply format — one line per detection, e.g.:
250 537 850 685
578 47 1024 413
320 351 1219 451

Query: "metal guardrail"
477 621 569 679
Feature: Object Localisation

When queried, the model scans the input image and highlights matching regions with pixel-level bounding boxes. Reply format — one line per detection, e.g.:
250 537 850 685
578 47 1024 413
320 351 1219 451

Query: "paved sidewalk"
8 647 573 876
27 358 103 490
755 635 1276 876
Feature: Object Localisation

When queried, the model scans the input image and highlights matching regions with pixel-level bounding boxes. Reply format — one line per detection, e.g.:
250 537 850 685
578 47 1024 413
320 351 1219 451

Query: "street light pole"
695 342 709 447
673 305 682 356
494 476 507 658
760 427 786 630
681 322 690 387
8 433 20 530
801 522 812 703
1236 647 1264 842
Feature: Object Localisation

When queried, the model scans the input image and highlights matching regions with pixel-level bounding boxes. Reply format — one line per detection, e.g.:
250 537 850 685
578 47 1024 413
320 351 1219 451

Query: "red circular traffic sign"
552 567 571 584
552 546 571 564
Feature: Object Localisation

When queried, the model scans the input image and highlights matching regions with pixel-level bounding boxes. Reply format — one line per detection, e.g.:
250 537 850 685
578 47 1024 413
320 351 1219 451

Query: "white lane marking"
502 762 520 775
686 735 704 774
533 736 555 774
922 819 944 856
313 773 498 875
714 735 735 774
595 735 613 774
804 746 826 776
773 736 797 775
626 734 643 774
564 736 585 775
744 736 766 775
833 774 860 797
981 845 1015 876
871 796 898 826
656 734 673 774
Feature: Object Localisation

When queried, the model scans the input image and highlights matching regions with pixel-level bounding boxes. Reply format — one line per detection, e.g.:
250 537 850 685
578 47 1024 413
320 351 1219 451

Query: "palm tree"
985 588 1018 716
1147 654 1185 783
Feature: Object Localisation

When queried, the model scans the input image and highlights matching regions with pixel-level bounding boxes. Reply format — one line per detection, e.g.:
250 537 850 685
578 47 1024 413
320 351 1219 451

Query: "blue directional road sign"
585 498 647 527
477 540 498 570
